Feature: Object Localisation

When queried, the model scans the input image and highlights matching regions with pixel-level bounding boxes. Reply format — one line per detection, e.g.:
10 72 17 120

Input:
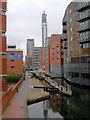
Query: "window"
71 37 72 41
2 32 6 36
69 9 72 13
70 18 72 22
11 66 15 68
11 60 14 62
2 9 6 16
70 27 72 32
2 53 6 58
11 53 14 55
61 52 63 55
2 76 7 80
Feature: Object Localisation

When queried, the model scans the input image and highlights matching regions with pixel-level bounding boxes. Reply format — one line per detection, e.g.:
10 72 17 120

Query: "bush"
7 72 22 83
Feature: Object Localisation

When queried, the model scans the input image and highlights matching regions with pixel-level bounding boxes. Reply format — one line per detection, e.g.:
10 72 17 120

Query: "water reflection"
49 85 90 119
28 99 63 119
28 78 90 119
69 86 90 119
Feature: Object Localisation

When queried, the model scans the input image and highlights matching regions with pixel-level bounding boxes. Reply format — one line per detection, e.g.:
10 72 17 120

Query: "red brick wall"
50 34 62 66
7 51 23 75
2 80 7 91
0 77 23 113
0 1 7 92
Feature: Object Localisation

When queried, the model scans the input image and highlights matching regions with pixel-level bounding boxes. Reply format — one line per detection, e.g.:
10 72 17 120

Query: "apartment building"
32 47 42 71
39 47 46 71
49 34 63 76
0 1 7 91
62 1 90 86
77 1 90 86
7 45 23 75
45 37 51 73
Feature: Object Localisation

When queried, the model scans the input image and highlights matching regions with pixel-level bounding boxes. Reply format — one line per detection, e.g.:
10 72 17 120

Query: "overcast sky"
7 0 73 57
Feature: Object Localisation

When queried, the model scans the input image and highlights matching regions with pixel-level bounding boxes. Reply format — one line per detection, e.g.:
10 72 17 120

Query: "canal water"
28 78 90 119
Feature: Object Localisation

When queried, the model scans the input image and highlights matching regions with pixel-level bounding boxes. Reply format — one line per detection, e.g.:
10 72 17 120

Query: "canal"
27 78 90 119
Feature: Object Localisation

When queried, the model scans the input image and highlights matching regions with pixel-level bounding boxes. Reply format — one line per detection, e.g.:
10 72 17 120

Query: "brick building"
39 47 45 71
7 45 23 75
49 34 63 76
45 37 51 73
62 1 90 86
0 0 7 91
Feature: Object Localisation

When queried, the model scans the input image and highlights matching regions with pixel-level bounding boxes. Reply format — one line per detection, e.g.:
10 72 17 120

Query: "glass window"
70 18 72 22
11 66 15 68
70 27 72 32
69 9 72 13
2 10 6 16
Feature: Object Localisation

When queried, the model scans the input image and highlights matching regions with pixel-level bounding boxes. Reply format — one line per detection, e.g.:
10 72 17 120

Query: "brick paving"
2 73 30 118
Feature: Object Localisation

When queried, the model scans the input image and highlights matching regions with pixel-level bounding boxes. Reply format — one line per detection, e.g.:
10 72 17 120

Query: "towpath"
2 72 30 118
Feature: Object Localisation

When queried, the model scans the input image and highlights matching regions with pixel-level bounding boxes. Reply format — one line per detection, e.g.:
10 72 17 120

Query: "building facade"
49 34 63 76
62 1 90 86
26 39 34 70
7 45 23 75
0 0 7 91
39 47 45 71
45 37 51 73
77 1 90 86
32 47 42 71
27 39 34 56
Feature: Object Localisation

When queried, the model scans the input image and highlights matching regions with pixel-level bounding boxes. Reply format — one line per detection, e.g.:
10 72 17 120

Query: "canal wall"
27 78 50 105
0 77 24 114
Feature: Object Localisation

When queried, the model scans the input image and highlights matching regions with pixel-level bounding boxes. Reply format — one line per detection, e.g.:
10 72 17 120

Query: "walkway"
2 72 30 118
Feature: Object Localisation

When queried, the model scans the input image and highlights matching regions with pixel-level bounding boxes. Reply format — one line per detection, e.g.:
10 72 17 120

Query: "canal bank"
2 72 51 118
27 78 50 105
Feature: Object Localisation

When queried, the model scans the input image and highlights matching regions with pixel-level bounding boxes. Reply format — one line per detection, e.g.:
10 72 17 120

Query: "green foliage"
7 72 22 83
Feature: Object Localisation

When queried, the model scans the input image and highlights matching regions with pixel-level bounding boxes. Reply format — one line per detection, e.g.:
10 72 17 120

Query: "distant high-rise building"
0 1 7 91
32 47 42 70
27 39 34 56
26 39 34 70
42 11 47 47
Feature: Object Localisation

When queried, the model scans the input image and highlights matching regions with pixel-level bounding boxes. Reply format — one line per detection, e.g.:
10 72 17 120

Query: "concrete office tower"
27 39 34 56
0 1 7 91
42 11 47 47
32 47 42 71
26 39 34 70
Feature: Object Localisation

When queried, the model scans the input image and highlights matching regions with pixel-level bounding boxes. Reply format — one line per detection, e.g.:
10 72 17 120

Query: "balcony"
63 25 67 33
63 33 67 41
77 10 90 22
62 18 67 25
63 46 67 49
78 24 90 32
79 37 90 43
63 41 67 49
77 2 90 11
